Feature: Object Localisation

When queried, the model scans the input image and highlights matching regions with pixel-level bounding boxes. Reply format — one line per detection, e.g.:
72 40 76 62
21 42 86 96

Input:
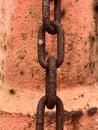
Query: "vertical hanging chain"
36 0 65 130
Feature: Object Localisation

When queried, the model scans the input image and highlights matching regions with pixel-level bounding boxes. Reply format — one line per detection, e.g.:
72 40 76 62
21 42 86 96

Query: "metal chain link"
38 21 64 69
36 0 65 129
42 0 61 34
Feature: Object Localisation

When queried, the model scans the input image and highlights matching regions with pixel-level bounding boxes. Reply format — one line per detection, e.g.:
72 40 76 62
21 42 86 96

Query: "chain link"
42 0 61 34
36 96 64 130
38 21 64 69
46 56 56 109
36 0 65 129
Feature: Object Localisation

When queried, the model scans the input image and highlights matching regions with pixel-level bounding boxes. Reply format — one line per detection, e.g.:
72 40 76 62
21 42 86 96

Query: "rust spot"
78 94 84 98
85 42 87 45
31 73 34 77
18 55 24 60
84 64 88 68
87 107 97 116
68 43 73 50
66 61 71 65
75 0 79 2
28 122 32 128
9 89 16 95
71 110 83 119
94 0 98 12
74 98 76 100
87 103 89 107
81 94 84 97
20 70 25 75
61 9 66 17
4 45 7 50
21 32 27 40
27 114 31 118
89 35 95 49
29 10 32 15
11 27 13 31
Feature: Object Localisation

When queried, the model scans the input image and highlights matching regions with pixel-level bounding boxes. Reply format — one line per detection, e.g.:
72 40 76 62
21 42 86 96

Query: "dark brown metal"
54 0 61 23
93 0 98 36
87 107 97 116
64 110 83 119
36 0 64 129
46 56 56 109
93 0 98 12
38 25 48 69
36 96 45 130
38 21 64 69
56 96 64 130
36 96 64 130
42 0 61 34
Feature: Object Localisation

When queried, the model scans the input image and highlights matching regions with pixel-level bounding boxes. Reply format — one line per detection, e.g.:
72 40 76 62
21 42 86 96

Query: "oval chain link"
46 56 56 109
38 21 65 69
36 96 64 130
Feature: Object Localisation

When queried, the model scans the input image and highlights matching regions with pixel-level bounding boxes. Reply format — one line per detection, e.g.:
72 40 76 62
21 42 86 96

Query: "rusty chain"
42 0 61 34
36 0 64 130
